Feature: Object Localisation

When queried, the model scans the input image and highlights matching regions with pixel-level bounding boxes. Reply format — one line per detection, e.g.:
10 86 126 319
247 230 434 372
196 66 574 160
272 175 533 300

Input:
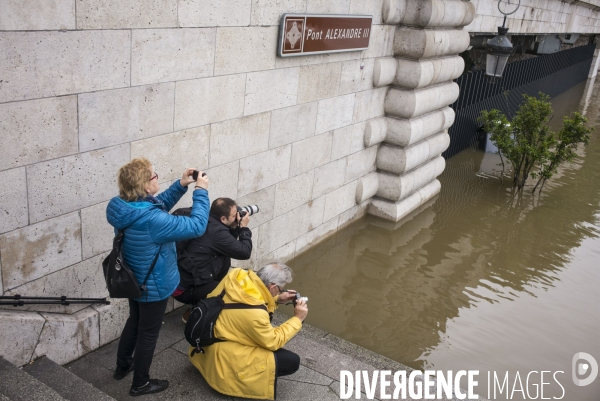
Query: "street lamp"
485 0 520 78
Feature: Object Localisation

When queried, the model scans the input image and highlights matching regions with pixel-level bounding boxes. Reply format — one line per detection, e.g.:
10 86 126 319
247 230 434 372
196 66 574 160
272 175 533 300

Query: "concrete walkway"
64 308 478 400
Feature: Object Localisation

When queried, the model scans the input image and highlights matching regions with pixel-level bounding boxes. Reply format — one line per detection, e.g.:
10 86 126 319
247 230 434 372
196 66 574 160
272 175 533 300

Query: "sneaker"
182 308 191 324
113 363 134 380
129 379 169 396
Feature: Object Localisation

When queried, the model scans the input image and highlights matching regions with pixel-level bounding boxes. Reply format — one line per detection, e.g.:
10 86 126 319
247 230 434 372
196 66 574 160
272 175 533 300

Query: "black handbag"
102 230 162 299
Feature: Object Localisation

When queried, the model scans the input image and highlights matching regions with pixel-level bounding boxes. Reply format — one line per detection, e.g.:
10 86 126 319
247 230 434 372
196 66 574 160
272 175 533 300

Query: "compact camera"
237 205 260 218
292 292 308 306
191 170 207 180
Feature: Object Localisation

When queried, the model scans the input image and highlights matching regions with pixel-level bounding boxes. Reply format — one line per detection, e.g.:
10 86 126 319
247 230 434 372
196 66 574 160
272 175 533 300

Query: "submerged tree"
479 93 592 192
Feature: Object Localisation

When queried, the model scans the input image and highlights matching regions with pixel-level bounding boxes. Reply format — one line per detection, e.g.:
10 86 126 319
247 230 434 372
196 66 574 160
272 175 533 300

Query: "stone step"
0 356 65 401
23 356 116 401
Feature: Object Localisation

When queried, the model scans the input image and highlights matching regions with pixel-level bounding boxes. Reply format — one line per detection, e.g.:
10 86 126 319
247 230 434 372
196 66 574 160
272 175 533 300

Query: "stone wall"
467 0 600 34
0 0 393 366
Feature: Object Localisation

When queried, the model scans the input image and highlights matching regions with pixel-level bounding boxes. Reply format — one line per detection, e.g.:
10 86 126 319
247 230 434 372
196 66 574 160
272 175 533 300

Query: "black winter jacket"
177 215 252 289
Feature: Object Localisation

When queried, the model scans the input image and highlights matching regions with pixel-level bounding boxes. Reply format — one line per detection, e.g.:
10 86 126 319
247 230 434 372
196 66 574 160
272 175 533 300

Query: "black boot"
129 379 169 396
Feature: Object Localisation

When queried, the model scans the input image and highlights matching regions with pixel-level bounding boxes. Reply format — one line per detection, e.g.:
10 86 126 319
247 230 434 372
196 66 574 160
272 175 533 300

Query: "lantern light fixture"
485 0 521 79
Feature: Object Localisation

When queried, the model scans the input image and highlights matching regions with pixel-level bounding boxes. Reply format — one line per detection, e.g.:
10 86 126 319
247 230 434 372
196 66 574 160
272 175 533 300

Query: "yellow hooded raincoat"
188 268 303 400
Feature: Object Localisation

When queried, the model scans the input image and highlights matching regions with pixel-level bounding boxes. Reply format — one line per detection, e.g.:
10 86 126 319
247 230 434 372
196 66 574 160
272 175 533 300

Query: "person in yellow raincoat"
189 262 308 400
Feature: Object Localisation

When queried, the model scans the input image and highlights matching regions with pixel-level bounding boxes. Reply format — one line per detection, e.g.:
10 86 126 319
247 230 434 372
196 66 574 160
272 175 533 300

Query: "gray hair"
256 262 293 287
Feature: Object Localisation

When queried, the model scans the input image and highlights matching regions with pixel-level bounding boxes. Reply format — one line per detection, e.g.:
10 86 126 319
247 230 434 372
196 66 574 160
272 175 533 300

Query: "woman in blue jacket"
106 157 210 396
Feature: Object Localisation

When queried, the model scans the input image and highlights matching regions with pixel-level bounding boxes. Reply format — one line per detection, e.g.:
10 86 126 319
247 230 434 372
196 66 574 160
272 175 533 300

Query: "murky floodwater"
284 78 600 400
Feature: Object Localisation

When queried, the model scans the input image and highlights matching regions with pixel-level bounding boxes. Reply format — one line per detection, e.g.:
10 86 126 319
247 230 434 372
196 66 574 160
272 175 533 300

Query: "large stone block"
376 156 445 202
384 82 459 119
131 125 210 182
238 145 292 197
368 179 440 222
251 0 308 26
210 113 271 167
0 212 81 290
245 68 300 115
76 0 177 29
269 102 318 148
0 310 45 366
82 201 113 260
362 25 395 59
295 216 339 256
372 57 397 87
256 240 296 268
205 161 240 201
345 146 377 183
258 197 325 255
339 58 375 95
393 27 470 59
312 158 347 199
0 96 78 171
364 117 387 147
1 253 109 315
0 0 74 30
27 145 129 223
214 27 278 75
79 84 174 152
93 298 129 347
179 0 252 27
132 28 215 85
323 180 358 221
315 94 355 134
34 307 100 365
297 63 342 104
382 0 407 24
394 56 464 89
273 171 315 217
0 31 130 103
0 168 28 235
306 0 350 13
402 0 475 28
331 122 366 160
353 87 387 123
355 172 379 204
386 107 454 147
235 185 276 229
289 132 333 177
377 131 449 174
337 199 369 230
175 74 246 131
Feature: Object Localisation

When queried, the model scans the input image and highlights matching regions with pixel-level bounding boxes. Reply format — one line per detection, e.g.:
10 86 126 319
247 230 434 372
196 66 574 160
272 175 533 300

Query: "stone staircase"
0 308 477 401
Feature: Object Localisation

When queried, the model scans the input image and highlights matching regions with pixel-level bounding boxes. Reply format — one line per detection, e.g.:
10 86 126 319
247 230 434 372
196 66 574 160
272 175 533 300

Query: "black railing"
0 295 110 306
444 44 596 159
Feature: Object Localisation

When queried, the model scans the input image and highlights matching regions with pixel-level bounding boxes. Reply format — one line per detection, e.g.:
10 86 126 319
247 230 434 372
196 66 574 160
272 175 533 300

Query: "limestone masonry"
1 0 599 367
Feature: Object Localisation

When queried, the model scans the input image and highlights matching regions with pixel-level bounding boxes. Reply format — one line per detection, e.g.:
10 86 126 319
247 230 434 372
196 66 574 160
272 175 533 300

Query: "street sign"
278 14 372 57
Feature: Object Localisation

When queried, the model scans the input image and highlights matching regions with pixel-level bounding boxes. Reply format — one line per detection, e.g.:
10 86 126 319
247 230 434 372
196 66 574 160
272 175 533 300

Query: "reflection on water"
285 78 600 400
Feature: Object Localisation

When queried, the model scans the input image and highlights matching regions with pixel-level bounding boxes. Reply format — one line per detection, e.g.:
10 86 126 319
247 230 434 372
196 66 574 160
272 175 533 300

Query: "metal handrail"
0 294 110 307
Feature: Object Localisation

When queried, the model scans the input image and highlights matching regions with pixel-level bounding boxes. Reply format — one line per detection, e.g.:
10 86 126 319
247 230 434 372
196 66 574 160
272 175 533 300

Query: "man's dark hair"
210 198 237 220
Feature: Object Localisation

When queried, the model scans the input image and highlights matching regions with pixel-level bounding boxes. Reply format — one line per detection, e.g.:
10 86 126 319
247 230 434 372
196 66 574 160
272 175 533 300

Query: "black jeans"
274 348 300 377
173 280 220 305
116 298 169 387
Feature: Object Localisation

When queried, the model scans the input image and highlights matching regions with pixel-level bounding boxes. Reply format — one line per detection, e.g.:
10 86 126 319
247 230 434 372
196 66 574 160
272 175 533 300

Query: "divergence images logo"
572 352 598 386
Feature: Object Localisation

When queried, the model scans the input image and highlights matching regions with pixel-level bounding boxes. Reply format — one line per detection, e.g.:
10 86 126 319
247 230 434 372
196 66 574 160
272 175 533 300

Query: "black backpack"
185 290 267 356
102 230 161 299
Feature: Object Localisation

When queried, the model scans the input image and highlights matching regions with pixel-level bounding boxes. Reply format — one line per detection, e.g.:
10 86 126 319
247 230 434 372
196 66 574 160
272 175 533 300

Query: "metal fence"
443 43 596 158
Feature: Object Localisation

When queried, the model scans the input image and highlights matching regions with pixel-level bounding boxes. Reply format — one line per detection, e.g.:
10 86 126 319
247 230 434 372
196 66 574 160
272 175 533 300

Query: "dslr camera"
237 205 260 218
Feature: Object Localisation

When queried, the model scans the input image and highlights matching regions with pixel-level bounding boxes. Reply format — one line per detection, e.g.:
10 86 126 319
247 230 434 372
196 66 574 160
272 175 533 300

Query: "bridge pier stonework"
358 0 475 221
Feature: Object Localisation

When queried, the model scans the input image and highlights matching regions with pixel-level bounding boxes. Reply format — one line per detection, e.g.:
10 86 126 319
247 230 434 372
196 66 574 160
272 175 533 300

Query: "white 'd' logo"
572 352 598 386
286 22 302 49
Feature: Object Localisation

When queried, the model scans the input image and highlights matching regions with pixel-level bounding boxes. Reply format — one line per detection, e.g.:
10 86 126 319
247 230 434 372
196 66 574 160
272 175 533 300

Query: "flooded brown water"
284 78 600 400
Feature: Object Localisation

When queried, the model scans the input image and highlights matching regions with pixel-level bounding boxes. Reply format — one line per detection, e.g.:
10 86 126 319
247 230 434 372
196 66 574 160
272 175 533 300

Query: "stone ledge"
385 82 459 120
368 179 441 221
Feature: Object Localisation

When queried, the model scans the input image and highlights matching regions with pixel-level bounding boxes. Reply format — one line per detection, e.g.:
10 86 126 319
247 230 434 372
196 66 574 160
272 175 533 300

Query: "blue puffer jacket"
106 181 210 302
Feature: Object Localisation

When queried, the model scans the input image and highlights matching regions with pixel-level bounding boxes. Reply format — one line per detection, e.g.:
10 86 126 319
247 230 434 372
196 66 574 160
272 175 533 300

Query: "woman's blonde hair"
118 158 153 201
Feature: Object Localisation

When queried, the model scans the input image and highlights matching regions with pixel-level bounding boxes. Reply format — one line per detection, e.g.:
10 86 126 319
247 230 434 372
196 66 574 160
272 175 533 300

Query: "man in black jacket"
173 198 252 322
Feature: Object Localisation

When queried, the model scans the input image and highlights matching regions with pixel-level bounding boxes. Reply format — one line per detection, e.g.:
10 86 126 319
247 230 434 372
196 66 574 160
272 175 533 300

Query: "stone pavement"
64 308 483 401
